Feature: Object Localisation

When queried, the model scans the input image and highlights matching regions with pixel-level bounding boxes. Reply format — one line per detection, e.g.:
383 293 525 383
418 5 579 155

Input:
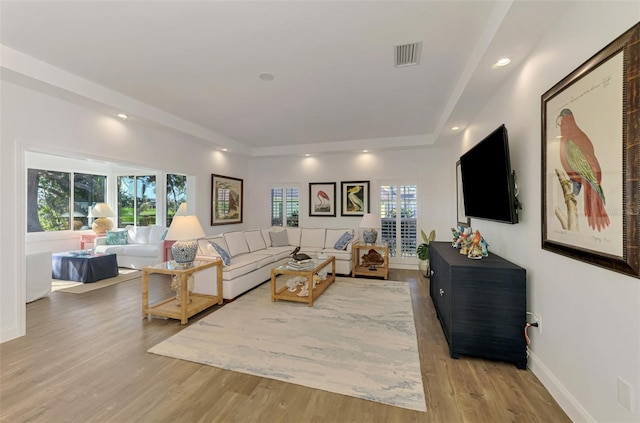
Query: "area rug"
53 269 141 293
148 277 426 411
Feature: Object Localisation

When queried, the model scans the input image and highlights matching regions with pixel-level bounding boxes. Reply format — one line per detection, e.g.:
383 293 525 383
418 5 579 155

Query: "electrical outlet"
536 313 542 333
527 312 542 333
617 377 634 412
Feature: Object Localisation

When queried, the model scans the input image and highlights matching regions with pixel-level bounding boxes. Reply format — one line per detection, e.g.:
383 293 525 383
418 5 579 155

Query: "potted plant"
416 229 435 276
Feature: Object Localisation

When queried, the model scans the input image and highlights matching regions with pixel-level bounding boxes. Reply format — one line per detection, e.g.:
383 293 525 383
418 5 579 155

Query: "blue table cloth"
52 252 118 283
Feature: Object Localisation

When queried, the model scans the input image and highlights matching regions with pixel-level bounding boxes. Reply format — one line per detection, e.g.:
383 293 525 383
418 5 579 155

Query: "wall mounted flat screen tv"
460 124 520 224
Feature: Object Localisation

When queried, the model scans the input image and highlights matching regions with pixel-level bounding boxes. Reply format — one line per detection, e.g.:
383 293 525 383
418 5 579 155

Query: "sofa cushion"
245 230 266 252
209 241 231 266
127 225 150 244
121 244 161 258
269 230 289 247
224 232 250 257
301 228 326 248
287 227 301 247
261 226 280 246
334 231 354 250
106 230 127 245
222 255 259 280
148 225 168 243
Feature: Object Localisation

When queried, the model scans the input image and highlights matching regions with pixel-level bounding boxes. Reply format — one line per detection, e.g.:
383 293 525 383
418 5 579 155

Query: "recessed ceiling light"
117 113 128 120
451 126 460 131
363 150 369 153
495 58 511 67
259 73 274 81
222 148 228 152
305 153 310 157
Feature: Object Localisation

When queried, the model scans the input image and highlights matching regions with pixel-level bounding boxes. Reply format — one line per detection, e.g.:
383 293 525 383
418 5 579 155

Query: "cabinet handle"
430 270 434 276
439 288 444 296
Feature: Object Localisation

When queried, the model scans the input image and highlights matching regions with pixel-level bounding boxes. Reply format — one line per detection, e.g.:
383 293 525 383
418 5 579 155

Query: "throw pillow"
269 231 289 247
209 241 231 266
334 231 353 250
106 230 128 245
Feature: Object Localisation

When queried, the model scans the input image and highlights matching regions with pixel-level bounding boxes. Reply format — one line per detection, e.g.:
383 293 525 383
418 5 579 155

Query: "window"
27 169 106 232
117 175 156 227
380 184 418 259
271 187 299 227
166 173 187 227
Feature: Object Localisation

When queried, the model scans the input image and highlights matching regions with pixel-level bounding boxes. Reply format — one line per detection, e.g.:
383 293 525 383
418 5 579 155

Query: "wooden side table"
352 242 389 279
80 233 100 249
142 259 223 324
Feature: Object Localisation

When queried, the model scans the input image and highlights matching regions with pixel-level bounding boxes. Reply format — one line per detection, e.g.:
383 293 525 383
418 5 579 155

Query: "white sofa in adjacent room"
193 226 356 300
94 225 167 269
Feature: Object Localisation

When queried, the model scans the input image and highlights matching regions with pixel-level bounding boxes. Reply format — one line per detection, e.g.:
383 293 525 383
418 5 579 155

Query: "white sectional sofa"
94 225 167 269
193 226 356 300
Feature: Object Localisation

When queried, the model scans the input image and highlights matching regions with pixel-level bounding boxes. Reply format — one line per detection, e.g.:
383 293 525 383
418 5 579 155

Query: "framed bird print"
340 181 370 216
211 174 243 226
541 23 639 278
309 182 336 217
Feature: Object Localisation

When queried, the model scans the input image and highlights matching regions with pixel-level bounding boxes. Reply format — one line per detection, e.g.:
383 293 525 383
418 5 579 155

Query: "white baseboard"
527 348 594 423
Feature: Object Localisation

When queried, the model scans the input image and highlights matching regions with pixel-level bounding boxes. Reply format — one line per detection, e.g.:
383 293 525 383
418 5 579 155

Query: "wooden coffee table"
271 256 335 307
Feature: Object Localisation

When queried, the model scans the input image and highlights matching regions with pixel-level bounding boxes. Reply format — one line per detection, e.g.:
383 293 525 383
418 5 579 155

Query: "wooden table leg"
216 261 223 305
271 269 276 302
307 270 313 307
180 273 188 324
142 270 149 319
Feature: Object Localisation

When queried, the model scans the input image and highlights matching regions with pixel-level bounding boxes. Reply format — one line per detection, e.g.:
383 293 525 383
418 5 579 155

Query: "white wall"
453 5 639 422
245 147 455 249
0 80 250 342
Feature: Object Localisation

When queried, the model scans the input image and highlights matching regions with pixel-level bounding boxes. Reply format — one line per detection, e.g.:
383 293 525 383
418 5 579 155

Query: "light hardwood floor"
1 270 570 423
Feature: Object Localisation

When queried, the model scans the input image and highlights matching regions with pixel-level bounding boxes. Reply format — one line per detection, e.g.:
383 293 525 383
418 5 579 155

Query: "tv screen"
460 124 519 224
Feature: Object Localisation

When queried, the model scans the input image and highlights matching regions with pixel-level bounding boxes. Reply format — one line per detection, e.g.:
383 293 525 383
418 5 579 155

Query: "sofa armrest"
94 236 107 246
344 237 358 253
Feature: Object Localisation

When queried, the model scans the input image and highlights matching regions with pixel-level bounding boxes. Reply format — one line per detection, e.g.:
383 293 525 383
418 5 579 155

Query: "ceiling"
0 1 570 156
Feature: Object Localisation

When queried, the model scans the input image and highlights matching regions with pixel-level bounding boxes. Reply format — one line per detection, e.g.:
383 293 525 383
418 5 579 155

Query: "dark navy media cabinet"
429 241 527 369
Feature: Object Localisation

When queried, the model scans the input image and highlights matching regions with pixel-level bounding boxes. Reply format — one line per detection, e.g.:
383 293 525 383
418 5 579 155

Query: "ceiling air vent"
395 42 422 67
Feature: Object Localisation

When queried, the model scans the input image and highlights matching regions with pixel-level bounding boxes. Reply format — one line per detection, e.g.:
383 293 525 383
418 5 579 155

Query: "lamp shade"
88 203 115 217
175 202 188 216
359 213 380 228
165 216 206 241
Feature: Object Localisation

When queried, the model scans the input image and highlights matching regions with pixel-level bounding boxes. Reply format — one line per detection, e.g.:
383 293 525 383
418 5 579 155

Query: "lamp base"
171 240 198 265
170 274 194 306
92 217 113 234
363 229 378 244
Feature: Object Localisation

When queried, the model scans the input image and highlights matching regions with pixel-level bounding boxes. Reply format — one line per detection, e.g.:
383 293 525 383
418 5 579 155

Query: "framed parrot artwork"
541 22 639 279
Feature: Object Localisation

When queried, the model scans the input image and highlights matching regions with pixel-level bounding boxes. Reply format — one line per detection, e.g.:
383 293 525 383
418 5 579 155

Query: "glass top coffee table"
270 256 336 307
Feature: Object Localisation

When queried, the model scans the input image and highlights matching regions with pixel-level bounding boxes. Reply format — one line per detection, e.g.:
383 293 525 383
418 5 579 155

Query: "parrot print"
556 108 610 232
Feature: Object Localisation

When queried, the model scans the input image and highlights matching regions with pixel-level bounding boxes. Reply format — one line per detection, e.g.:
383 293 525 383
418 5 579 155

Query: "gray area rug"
149 277 426 411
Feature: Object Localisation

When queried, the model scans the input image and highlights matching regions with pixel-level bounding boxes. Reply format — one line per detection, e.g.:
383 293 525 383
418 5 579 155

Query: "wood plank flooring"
0 270 570 423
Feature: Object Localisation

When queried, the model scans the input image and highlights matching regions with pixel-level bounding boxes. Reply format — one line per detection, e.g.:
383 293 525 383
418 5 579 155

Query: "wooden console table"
142 259 223 324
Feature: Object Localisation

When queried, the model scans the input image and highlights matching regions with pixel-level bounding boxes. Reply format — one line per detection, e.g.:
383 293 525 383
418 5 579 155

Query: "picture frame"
541 23 639 278
211 174 243 226
456 160 470 226
340 181 370 216
309 182 336 216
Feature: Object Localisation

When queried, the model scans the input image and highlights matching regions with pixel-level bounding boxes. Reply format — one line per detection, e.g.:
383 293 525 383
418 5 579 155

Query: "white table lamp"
165 215 206 266
359 213 380 244
88 203 115 234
